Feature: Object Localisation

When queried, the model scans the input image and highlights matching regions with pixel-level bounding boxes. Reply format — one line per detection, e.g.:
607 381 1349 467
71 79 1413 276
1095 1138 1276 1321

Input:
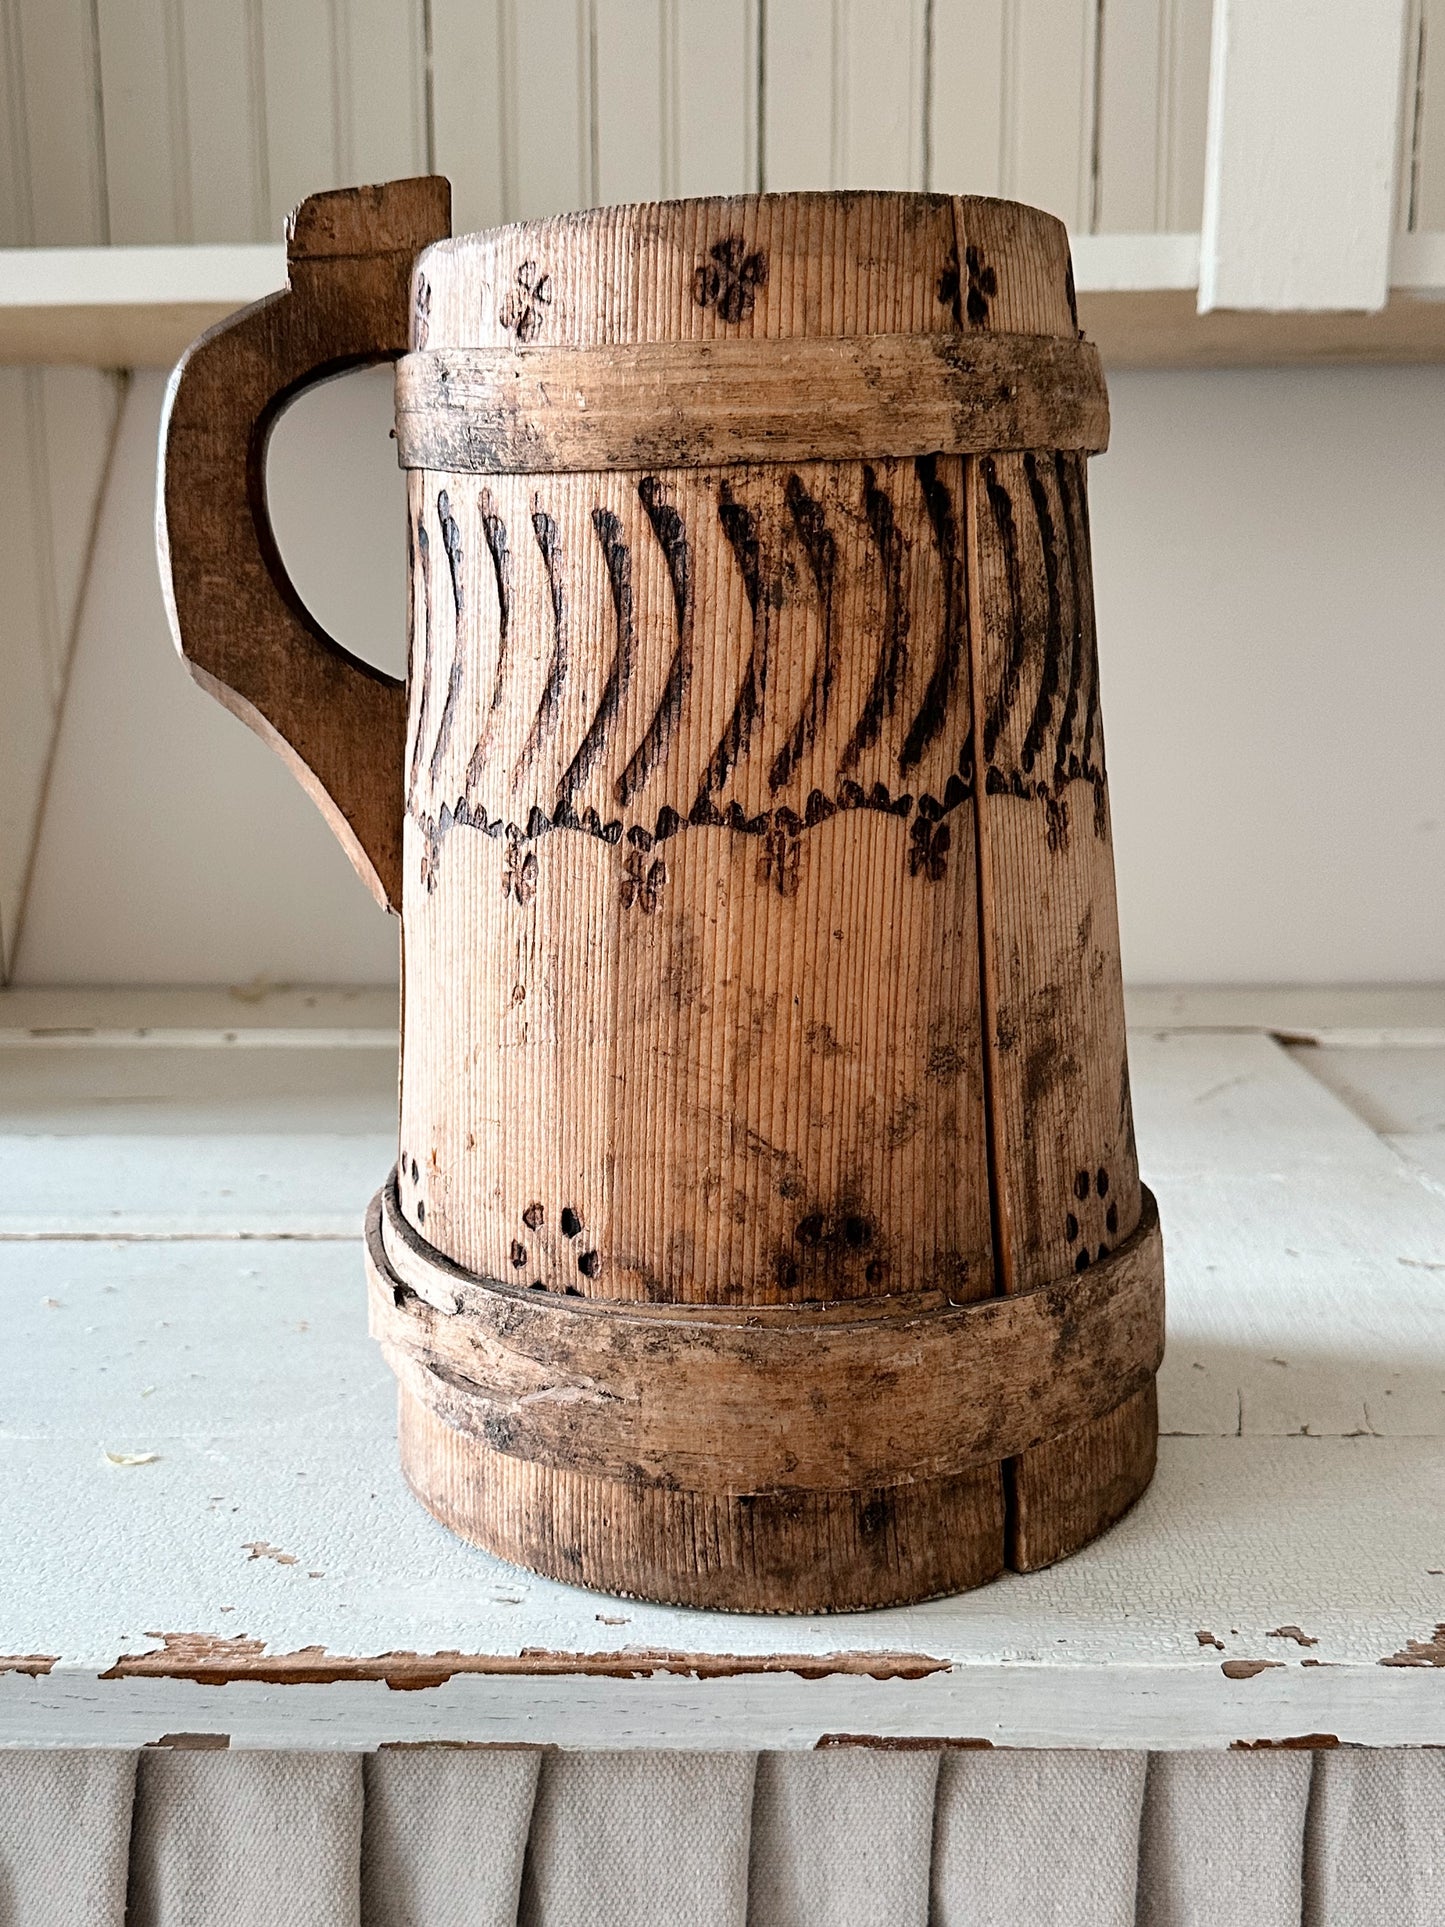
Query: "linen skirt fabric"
0 1747 1440 1926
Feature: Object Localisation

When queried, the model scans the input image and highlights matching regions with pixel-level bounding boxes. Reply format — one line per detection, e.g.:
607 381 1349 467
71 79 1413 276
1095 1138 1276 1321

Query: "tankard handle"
157 176 452 913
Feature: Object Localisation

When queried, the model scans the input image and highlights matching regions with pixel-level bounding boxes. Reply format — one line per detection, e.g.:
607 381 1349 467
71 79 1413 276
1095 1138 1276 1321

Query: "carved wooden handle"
157 177 451 912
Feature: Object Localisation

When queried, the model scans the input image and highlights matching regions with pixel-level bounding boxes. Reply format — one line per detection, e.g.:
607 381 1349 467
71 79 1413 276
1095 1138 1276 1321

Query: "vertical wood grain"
953 195 1153 1568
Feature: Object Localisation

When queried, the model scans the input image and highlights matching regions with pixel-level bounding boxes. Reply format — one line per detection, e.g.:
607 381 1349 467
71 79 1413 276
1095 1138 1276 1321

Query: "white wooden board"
1 1001 1445 1747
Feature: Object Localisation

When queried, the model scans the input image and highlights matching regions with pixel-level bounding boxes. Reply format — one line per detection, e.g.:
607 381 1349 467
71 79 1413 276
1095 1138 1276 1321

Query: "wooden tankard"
159 176 1164 1613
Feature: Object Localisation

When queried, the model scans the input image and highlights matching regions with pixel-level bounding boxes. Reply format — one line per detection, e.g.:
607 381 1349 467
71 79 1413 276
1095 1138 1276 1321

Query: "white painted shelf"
6 236 1445 369
1 988 1443 1751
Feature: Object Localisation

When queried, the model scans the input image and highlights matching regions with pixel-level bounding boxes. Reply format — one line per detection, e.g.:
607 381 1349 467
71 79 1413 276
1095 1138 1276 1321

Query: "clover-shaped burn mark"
908 815 951 881
501 260 553 342
413 273 431 348
938 243 998 328
621 849 667 914
502 828 537 906
693 236 767 323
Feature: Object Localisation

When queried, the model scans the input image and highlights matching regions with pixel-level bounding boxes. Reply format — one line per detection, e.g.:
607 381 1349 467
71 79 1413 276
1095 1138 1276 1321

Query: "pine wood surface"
158 177 452 913
392 330 1109 472
159 180 1163 1612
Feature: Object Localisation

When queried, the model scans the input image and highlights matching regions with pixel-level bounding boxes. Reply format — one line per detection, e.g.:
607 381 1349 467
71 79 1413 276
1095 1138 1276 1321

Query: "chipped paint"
1195 1630 1224 1650
1220 1660 1284 1680
1231 1733 1339 1750
0 1656 57 1677
1380 1624 1445 1668
816 1733 993 1750
101 1633 950 1690
146 1732 231 1749
1267 1626 1319 1647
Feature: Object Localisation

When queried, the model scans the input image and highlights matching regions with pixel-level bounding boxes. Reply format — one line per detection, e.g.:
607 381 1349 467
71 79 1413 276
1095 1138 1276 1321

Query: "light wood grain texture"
393 331 1109 471
159 181 1160 1608
157 177 451 913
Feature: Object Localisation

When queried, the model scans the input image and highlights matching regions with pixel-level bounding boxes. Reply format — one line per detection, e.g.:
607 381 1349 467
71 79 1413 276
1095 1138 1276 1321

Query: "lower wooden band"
366 1175 1163 1494
393 330 1110 473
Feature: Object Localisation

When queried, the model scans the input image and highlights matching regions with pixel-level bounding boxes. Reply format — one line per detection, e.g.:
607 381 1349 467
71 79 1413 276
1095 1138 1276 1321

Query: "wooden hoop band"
366 1174 1163 1494
393 330 1110 474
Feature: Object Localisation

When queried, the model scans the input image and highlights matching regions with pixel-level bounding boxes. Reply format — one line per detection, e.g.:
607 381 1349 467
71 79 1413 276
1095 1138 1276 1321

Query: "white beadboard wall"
3 0 1445 984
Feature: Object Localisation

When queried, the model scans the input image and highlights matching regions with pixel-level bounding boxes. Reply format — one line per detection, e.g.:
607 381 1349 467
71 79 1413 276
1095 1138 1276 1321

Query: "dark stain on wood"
840 464 910 772
699 483 770 799
619 476 692 806
426 489 467 783
555 508 635 813
769 473 837 791
407 514 434 792
899 456 963 772
980 458 1025 762
515 506 570 782
693 236 768 323
1019 455 1064 780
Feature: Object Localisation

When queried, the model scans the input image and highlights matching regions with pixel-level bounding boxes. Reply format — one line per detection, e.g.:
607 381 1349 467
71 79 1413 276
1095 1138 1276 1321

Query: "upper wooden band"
366 1174 1163 1494
393 330 1110 475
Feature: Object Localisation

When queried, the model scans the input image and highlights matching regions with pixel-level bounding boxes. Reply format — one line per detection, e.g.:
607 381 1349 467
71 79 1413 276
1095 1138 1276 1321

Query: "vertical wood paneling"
1159 0 1212 229
1095 0 1211 232
429 0 508 232
260 0 342 229
594 0 666 202
1003 0 1098 230
96 0 189 244
512 0 591 218
337 0 428 187
763 0 836 190
0 369 121 980
1410 0 1445 228
929 0 1007 195
0 0 107 245
764 0 926 192
673 0 758 196
838 0 926 187
180 0 268 240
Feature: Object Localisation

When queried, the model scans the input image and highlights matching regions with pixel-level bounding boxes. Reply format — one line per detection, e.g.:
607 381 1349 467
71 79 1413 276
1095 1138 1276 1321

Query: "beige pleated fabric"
1305 1749 1445 1926
7 1743 1445 1922
127 1749 364 1927
930 1749 1147 1927
361 1749 540 1927
0 1748 134 1927
518 1750 756 1927
748 1747 940 1927
1136 1750 1312 1927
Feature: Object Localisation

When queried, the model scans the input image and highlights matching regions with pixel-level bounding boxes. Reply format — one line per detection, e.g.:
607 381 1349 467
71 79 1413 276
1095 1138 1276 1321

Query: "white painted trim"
1199 0 1411 312
1070 232 1201 292
3 1657 1444 1753
0 243 285 309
